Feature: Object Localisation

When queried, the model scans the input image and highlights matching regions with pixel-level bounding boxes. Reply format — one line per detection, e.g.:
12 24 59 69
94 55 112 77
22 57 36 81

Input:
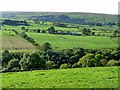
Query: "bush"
60 64 69 69
7 59 20 70
46 61 56 69
78 53 94 67
106 60 118 66
72 63 80 68
100 59 108 66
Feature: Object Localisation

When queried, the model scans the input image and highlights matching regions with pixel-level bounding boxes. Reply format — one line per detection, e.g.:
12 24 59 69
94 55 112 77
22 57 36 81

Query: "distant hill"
1 12 118 25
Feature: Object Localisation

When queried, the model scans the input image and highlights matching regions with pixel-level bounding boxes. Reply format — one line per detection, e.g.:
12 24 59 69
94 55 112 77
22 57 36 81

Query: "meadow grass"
27 32 117 50
2 66 118 88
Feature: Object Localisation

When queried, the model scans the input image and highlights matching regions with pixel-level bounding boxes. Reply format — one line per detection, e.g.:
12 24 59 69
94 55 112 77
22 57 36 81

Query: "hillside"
2 12 118 25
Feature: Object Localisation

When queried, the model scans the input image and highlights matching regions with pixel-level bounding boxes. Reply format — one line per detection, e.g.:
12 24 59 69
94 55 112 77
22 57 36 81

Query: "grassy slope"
1 31 36 50
27 32 117 50
2 12 117 24
2 66 118 88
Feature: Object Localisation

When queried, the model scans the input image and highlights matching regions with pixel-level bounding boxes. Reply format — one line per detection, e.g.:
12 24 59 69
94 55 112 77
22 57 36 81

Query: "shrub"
100 59 108 66
72 63 80 68
95 54 103 61
78 53 94 67
46 61 56 69
106 60 118 66
7 59 20 70
60 64 69 69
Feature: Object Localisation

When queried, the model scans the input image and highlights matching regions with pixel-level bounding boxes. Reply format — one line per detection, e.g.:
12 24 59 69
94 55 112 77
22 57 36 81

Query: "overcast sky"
0 0 119 14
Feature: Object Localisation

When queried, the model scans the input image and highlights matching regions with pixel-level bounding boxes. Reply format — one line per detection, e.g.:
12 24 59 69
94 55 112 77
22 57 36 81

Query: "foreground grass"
2 66 118 88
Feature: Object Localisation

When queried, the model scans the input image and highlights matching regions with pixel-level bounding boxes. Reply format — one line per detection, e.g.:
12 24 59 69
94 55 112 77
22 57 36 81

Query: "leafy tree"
100 59 107 66
113 30 117 37
82 28 91 36
47 26 55 34
37 29 40 33
7 59 20 70
95 54 102 61
77 53 94 67
2 50 11 67
19 53 30 70
41 42 52 51
106 60 118 66
92 32 95 36
87 58 96 67
60 64 69 69
46 61 56 69
63 49 73 56
20 52 46 70
72 63 79 68
21 27 25 30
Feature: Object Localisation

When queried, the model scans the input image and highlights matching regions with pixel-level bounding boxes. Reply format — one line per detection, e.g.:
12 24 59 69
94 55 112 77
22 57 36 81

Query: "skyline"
0 0 119 14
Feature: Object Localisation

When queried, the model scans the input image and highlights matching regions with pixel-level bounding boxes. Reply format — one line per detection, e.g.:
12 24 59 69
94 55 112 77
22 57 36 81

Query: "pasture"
27 32 117 50
2 66 118 88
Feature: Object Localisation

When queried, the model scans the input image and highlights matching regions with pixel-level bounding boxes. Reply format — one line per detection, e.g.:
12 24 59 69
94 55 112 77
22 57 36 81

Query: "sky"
0 0 119 14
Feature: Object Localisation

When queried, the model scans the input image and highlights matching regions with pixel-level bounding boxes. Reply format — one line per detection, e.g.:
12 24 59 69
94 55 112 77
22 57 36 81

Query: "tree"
37 29 40 33
47 26 55 34
106 60 118 66
82 28 91 36
2 50 11 67
113 30 117 37
46 61 56 69
92 32 95 36
77 53 94 67
100 59 107 66
60 64 69 69
94 54 103 66
21 27 25 30
7 59 20 70
95 54 103 62
41 42 52 51
19 52 46 70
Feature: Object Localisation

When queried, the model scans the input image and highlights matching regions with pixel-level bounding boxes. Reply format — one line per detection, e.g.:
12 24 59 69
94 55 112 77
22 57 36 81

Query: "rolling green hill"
2 12 118 25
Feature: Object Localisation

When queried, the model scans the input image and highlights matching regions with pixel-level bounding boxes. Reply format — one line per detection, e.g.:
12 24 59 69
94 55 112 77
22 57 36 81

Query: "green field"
27 32 117 50
1 12 119 89
2 66 118 88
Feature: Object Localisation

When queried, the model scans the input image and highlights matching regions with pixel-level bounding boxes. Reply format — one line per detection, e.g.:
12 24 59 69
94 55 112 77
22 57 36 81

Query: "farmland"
1 30 36 50
2 66 118 88
26 32 117 50
1 19 118 51
1 12 119 89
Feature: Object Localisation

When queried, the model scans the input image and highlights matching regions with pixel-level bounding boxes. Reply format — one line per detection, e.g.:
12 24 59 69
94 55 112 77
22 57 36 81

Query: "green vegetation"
1 12 119 89
27 32 117 50
2 66 118 88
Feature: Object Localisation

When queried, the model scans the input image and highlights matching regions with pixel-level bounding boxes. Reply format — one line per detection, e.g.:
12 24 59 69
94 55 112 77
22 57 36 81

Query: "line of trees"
1 43 120 72
21 26 81 36
2 19 29 26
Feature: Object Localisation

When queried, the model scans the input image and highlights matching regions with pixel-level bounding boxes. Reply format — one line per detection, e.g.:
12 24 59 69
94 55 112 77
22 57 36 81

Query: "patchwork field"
1 31 36 50
2 66 118 88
